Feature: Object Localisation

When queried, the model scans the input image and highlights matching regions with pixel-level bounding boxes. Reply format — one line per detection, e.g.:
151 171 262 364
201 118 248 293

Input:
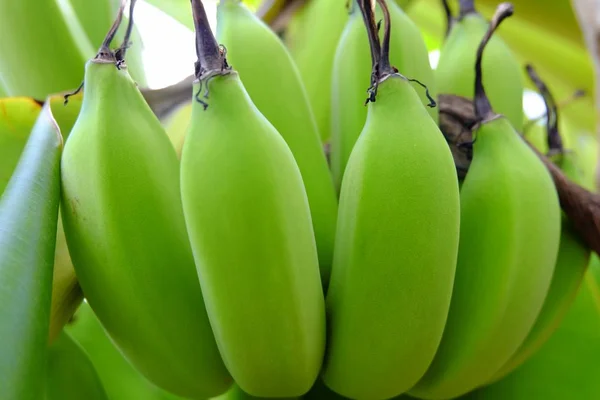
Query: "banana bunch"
1 0 597 399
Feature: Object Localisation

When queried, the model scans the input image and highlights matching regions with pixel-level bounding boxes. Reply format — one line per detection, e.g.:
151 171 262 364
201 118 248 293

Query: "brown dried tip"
459 0 476 18
96 0 128 62
190 0 230 79
473 2 514 123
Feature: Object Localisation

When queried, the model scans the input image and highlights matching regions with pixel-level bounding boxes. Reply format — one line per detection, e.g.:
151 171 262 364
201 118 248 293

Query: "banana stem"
459 0 476 18
474 2 514 123
525 64 563 155
117 0 139 62
376 0 394 76
522 89 586 134
191 0 229 78
442 0 454 37
358 0 381 79
96 0 127 62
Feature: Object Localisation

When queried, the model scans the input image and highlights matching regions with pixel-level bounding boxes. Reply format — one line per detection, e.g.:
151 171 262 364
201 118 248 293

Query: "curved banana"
0 96 84 345
0 0 94 98
180 1 325 396
216 0 338 287
284 0 349 143
435 0 524 131
45 330 108 400
462 257 600 399
489 65 591 382
410 5 561 399
322 2 459 398
60 3 232 398
0 103 63 400
330 0 437 193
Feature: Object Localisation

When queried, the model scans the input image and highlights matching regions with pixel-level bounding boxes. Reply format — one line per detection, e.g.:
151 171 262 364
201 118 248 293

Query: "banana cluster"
0 0 594 399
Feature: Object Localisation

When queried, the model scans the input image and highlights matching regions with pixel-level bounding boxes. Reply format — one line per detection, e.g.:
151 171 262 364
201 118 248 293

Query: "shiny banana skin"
60 58 232 398
0 103 63 400
330 0 437 193
284 0 349 143
436 3 524 131
216 0 338 287
181 69 325 397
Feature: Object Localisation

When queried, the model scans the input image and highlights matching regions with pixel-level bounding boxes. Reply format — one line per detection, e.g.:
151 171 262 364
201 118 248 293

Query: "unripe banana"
463 258 600 399
0 96 84 345
67 302 185 400
0 0 94 98
410 5 561 398
60 3 231 398
435 0 524 131
212 383 299 400
0 103 63 400
181 1 325 396
322 2 459 398
45 330 108 400
284 0 349 143
330 0 437 193
0 98 41 190
216 0 338 286
489 65 591 382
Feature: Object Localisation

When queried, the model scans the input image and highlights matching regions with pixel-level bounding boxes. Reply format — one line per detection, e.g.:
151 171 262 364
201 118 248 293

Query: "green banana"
488 65 591 382
212 383 299 400
321 1 459 398
462 256 600 399
0 0 94 98
330 0 437 193
284 0 349 143
0 98 42 190
216 0 338 286
435 0 524 131
165 102 193 158
0 102 63 400
45 330 108 400
181 1 325 396
410 5 561 399
60 3 231 398
67 302 185 400
0 95 84 345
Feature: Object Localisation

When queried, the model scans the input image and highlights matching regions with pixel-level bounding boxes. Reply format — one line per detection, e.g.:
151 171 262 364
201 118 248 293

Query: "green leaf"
0 102 63 400
45 331 109 400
